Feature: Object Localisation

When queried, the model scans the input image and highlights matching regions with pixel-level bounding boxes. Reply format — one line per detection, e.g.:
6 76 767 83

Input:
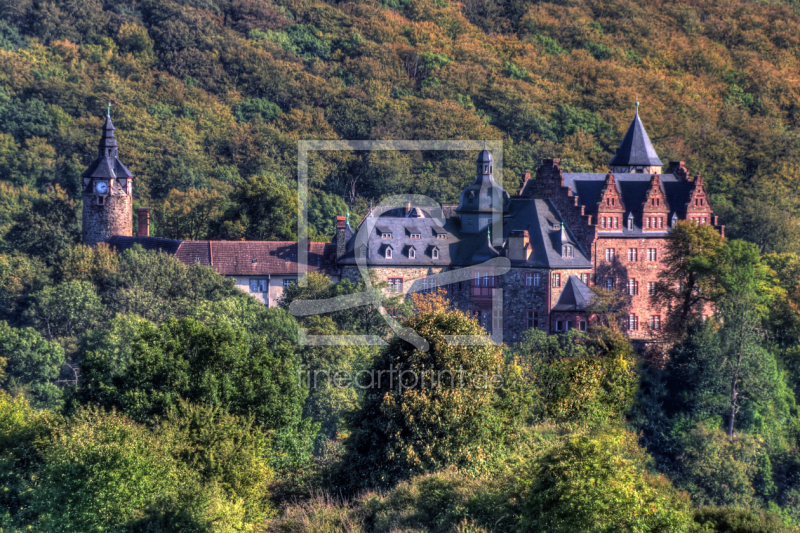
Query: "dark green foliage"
342 307 513 489
216 176 298 241
693 507 790 533
4 186 79 267
76 316 306 432
233 97 281 123
0 322 64 409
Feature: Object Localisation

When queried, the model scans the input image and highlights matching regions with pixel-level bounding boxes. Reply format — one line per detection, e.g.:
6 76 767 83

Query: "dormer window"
381 232 392 239
432 248 439 259
385 248 392 259
563 245 573 258
627 214 633 230
410 233 421 239
409 248 416 259
437 233 446 239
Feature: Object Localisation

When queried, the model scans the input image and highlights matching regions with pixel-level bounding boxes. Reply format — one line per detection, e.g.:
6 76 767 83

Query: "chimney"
405 201 411 216
665 160 688 181
335 216 347 259
508 229 531 261
137 208 150 237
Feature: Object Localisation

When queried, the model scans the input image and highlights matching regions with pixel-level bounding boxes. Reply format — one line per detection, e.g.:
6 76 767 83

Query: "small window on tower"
97 196 105 205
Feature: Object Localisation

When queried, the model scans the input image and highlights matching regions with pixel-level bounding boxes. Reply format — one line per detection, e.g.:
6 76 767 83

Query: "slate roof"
609 113 663 167
551 275 596 312
562 172 694 236
82 157 134 179
82 114 134 179
340 197 593 269
107 237 337 276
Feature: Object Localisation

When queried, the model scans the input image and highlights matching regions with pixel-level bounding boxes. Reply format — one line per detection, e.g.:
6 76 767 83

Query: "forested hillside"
1 0 800 245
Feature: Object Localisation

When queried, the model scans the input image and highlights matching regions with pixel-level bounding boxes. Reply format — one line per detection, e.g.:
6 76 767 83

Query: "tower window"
97 196 105 205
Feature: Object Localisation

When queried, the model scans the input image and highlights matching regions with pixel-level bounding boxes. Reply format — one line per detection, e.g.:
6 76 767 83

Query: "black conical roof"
609 112 663 167
82 112 134 179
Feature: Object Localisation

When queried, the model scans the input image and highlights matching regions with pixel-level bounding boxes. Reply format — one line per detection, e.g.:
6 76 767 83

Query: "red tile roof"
175 241 338 276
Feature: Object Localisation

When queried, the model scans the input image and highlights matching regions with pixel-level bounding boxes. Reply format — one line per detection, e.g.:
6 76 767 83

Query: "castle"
83 109 721 341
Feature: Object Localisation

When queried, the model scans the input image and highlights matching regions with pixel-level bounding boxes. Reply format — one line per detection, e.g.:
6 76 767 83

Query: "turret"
456 144 510 233
81 106 134 246
609 103 663 174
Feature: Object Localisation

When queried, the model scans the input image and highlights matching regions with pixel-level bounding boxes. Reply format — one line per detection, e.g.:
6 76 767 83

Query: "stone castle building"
82 110 721 340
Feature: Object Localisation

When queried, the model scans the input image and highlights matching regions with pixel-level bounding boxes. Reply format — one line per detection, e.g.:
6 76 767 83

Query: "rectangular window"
249 278 268 292
628 248 638 262
565 320 572 331
563 245 573 258
605 248 615 262
601 217 607 229
526 310 539 329
648 282 656 295
387 278 403 294
628 314 639 331
492 308 503 332
647 248 658 261
628 278 638 296
612 217 618 229
556 320 563 332
381 232 392 238
410 233 421 239
283 278 297 288
579 320 587 332
658 217 663 228
534 273 541 287
605 278 616 290
580 273 589 284
650 315 661 330
552 273 561 288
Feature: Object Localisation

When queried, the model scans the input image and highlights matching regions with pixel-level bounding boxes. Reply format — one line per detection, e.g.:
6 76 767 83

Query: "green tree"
652 221 724 340
24 280 104 340
76 316 307 433
520 430 693 533
4 186 80 267
153 187 227 240
342 306 512 489
0 322 65 409
216 175 298 241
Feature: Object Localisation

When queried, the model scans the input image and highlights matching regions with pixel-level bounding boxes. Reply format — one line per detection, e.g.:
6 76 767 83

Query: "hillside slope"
0 0 799 246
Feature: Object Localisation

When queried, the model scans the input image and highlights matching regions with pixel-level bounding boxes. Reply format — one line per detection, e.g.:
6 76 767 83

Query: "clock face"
95 181 109 194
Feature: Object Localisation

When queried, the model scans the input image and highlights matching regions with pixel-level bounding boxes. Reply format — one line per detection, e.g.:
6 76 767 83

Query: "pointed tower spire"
609 106 663 174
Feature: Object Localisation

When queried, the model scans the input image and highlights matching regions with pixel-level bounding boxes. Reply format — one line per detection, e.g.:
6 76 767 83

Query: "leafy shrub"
520 430 693 533
0 322 64 409
234 97 282 122
693 506 789 533
342 307 513 489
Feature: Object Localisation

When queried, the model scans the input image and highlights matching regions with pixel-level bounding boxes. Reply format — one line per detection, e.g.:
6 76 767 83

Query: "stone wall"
82 193 132 246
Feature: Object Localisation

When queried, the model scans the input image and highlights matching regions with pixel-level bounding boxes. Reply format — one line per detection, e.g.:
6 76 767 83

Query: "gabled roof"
609 113 663 167
107 237 337 276
552 275 596 312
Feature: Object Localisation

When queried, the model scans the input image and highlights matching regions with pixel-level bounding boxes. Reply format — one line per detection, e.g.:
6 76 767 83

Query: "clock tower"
81 108 134 246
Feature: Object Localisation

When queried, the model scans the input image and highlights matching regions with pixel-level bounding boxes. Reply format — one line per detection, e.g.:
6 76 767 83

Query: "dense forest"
1 0 800 244
2 0 800 531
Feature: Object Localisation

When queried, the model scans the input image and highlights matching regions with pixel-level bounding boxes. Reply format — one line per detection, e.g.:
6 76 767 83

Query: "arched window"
409 248 416 259
432 248 439 259
385 248 392 259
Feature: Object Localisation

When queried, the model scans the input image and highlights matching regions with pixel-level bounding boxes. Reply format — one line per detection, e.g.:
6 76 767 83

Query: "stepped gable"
551 275 596 312
520 159 596 252
561 172 694 235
